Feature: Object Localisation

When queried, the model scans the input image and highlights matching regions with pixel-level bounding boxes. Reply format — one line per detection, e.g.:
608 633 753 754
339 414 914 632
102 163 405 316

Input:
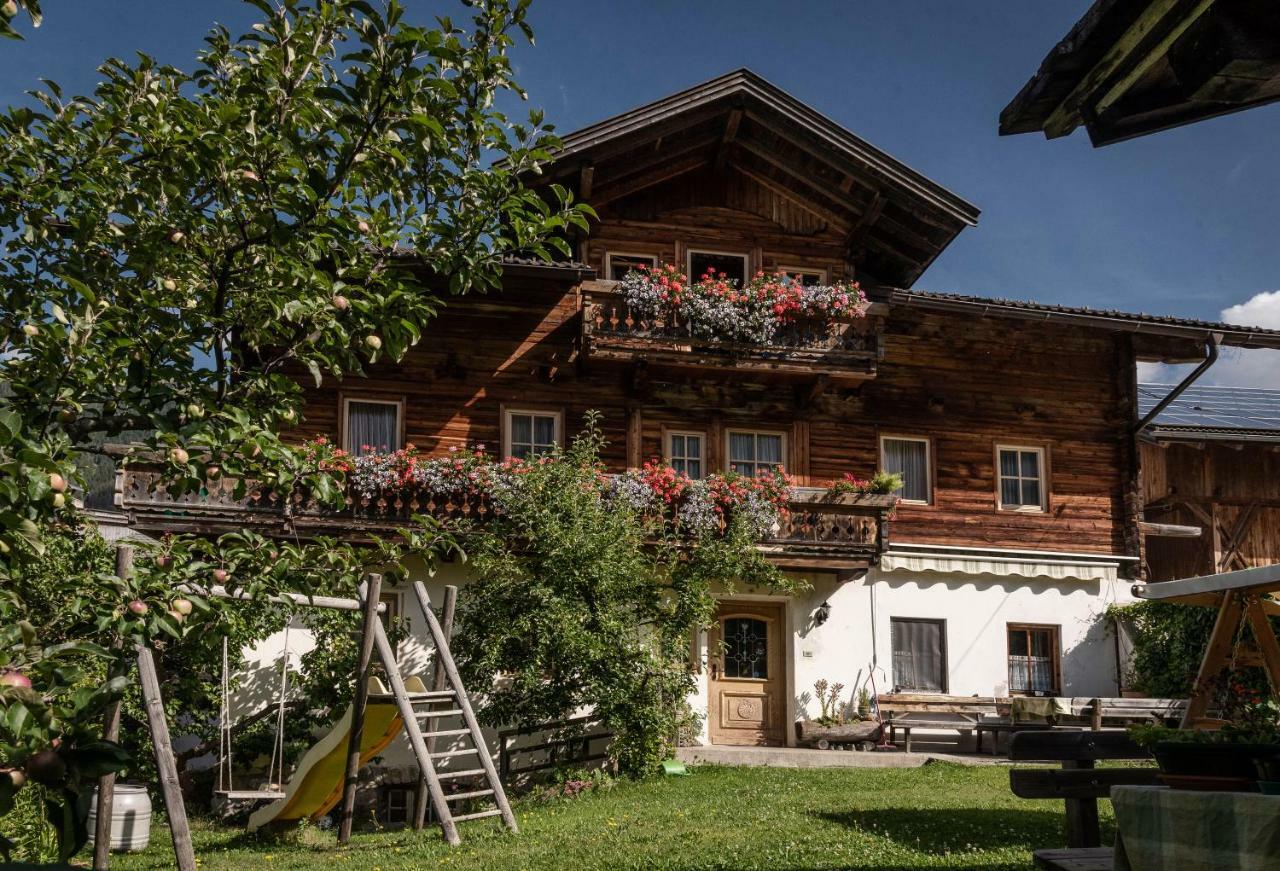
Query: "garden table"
1111 785 1280 871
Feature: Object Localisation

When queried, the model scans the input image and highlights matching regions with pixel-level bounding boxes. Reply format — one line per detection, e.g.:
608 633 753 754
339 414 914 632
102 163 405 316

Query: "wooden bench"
1064 696 1186 729
877 693 1009 753
1008 729 1161 871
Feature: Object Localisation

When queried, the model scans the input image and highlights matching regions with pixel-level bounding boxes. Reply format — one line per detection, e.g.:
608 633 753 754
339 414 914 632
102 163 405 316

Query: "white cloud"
1140 291 1280 388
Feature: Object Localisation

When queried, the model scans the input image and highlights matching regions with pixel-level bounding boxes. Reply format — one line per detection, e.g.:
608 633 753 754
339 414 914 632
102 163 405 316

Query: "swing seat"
215 789 287 801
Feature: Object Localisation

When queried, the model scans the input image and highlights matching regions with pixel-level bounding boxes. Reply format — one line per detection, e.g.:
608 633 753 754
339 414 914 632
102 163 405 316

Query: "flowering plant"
824 471 903 498
617 263 868 344
610 461 793 540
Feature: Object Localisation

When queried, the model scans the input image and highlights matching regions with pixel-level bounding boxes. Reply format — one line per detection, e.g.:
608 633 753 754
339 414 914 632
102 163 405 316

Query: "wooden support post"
1062 759 1101 848
1244 593 1280 696
1090 698 1103 732
416 584 457 830
93 544 133 871
338 573 382 844
1181 590 1244 729
136 644 196 871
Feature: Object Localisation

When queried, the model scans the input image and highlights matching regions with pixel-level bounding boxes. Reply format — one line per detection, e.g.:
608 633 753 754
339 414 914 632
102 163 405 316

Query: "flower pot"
87 783 152 853
1153 742 1280 781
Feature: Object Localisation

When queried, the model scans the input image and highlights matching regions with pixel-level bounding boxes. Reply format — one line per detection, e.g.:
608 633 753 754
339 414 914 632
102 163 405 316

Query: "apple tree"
0 0 587 856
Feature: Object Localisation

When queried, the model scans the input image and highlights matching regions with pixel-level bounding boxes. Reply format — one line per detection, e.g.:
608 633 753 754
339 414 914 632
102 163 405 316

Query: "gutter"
1133 332 1222 435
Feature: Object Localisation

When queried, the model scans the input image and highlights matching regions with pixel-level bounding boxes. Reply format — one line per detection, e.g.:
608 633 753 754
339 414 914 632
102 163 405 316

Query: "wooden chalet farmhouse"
118 70 1280 751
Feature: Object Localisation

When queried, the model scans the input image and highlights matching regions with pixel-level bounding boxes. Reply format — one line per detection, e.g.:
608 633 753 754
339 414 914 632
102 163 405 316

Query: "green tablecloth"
1112 785 1280 871
1010 696 1073 722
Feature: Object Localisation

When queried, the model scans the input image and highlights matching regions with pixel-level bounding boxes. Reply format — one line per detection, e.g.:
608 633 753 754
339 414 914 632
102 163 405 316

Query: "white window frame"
725 428 787 478
340 396 403 455
996 444 1048 513
687 248 750 285
604 251 658 282
502 407 563 461
879 435 932 505
777 266 828 286
665 430 707 479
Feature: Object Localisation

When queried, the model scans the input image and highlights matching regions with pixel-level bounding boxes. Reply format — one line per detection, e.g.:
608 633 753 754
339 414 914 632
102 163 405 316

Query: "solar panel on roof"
1137 383 1280 432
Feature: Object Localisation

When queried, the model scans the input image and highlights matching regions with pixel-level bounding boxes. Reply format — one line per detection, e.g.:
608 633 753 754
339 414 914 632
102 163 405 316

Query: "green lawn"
111 763 1106 870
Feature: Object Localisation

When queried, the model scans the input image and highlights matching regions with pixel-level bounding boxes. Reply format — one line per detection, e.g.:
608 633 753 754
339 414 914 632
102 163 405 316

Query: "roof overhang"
1001 0 1280 146
533 69 980 287
879 286 1280 351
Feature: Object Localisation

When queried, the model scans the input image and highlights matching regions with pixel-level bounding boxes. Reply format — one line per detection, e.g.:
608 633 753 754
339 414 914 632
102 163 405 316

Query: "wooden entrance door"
708 601 786 746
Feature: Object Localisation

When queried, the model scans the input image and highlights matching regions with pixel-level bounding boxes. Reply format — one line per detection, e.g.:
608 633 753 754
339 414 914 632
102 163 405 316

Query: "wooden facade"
117 70 1280 576
1142 439 1280 580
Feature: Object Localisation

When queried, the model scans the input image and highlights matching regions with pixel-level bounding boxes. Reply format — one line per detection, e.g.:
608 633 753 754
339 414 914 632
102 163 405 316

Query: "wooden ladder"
363 580 517 845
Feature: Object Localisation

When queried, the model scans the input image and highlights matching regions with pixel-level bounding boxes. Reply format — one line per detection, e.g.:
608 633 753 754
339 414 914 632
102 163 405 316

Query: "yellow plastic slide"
247 676 421 832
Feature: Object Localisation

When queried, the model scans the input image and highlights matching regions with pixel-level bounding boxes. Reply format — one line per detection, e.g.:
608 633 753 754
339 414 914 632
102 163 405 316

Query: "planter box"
794 719 882 748
1153 741 1280 782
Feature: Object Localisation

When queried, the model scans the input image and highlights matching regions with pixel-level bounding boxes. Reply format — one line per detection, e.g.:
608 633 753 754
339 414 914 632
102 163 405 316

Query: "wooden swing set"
1131 562 1280 729
91 544 515 871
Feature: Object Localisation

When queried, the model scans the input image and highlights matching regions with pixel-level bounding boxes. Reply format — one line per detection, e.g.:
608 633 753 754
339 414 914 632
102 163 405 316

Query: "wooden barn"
1139 382 1280 580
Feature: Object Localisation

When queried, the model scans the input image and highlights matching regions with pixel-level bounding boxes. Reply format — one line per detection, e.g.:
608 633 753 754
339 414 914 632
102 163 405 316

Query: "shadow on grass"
812 806 1064 854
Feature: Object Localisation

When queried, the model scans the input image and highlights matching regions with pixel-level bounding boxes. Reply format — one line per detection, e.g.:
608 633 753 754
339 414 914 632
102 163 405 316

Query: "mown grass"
110 762 1105 870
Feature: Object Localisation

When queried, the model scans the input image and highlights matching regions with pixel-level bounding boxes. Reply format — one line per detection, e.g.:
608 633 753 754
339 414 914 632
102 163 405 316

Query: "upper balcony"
580 280 885 385
115 464 896 573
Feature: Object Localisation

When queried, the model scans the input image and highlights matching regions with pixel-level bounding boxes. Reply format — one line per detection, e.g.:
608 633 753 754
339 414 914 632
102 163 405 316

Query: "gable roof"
1137 382 1280 442
537 69 980 287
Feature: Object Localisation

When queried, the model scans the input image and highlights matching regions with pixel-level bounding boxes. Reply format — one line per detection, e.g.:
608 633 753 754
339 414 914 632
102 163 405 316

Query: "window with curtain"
505 410 559 460
344 399 401 456
727 430 784 478
667 431 704 479
1008 625 1059 695
891 618 947 692
881 437 931 503
998 446 1046 510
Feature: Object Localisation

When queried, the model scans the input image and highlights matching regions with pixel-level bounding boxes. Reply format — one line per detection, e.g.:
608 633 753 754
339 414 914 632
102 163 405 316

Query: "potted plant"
857 687 872 719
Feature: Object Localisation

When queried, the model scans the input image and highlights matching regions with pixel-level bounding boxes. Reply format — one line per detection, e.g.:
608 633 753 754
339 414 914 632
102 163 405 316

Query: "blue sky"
4 1 1278 384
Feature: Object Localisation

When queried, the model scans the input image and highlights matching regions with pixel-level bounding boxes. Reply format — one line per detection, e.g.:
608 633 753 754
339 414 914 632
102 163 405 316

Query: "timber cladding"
289 282 1133 557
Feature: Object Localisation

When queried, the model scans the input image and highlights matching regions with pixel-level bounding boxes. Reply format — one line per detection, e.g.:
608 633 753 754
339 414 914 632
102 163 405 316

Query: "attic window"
688 250 748 286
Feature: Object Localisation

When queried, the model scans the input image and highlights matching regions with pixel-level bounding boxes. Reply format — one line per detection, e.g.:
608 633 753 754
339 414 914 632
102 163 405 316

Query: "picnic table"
1111 785 1280 870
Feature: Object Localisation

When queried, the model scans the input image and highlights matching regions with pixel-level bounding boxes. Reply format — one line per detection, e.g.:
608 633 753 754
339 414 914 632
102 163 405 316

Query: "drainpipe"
1133 332 1222 435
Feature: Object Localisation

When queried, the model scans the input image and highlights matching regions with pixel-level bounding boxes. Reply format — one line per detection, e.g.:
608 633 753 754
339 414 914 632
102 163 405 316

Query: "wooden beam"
1092 0 1217 116
93 544 134 871
1138 520 1201 538
1244 593 1280 696
338 573 382 844
714 108 742 173
1181 590 1244 729
1041 0 1203 138
843 192 886 258
728 160 847 228
592 152 710 206
137 644 197 870
1133 562 1280 601
578 163 594 201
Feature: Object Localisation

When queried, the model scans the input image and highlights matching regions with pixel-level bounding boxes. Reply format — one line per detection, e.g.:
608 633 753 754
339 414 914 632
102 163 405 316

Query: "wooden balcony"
115 467 895 571
580 281 885 384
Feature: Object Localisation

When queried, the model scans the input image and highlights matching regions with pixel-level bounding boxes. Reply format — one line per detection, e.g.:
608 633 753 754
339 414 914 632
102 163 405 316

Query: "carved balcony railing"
580 281 885 384
115 466 895 569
